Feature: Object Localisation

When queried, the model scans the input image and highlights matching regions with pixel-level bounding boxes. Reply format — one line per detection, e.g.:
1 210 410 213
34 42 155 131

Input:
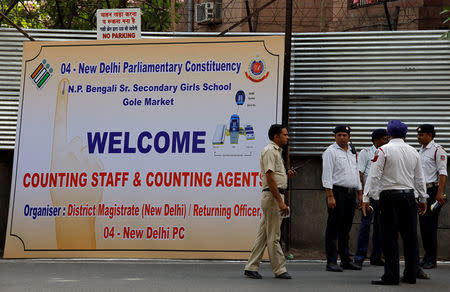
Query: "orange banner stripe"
31 64 43 79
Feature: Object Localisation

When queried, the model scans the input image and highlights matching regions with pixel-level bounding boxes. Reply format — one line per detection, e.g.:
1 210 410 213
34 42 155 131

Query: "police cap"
417 124 435 135
333 125 351 134
371 128 388 140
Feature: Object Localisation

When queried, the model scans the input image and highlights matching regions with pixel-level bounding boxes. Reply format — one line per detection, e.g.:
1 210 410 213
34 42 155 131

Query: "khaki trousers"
244 192 287 276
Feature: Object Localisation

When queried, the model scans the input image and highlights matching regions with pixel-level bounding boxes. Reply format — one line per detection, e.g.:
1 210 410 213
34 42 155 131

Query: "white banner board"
5 37 284 258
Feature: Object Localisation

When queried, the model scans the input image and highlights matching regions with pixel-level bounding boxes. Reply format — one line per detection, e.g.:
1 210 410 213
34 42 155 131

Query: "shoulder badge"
372 150 379 162
372 148 385 162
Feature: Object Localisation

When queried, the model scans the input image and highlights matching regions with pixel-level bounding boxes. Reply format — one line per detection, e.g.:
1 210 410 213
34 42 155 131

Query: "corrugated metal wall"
1 28 450 154
289 31 450 155
0 29 98 149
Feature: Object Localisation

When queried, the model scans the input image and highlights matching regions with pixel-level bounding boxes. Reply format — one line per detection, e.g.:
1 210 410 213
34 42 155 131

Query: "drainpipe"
188 0 194 32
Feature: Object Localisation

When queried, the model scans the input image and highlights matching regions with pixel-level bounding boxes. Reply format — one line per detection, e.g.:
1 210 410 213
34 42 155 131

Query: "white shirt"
260 141 288 190
419 140 448 183
358 145 377 184
363 138 428 203
322 142 362 190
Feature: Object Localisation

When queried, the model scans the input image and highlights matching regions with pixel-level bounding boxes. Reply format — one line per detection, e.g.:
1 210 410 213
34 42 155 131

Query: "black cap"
371 129 388 140
333 125 351 134
417 124 435 134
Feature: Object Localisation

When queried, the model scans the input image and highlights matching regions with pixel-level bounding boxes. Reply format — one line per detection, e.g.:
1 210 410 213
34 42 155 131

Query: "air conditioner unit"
195 1 222 24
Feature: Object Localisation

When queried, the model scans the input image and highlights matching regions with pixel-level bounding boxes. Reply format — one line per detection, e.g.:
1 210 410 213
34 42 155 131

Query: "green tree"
141 0 181 32
441 7 450 39
0 0 181 31
1 0 49 28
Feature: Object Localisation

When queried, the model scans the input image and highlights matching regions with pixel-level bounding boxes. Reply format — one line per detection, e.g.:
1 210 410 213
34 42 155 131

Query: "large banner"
4 37 284 258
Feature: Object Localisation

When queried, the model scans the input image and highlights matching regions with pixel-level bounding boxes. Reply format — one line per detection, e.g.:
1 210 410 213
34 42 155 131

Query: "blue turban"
387 120 407 137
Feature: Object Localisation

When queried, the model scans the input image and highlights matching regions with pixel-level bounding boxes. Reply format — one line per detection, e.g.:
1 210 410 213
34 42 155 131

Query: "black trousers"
379 190 418 284
325 186 356 264
419 186 440 264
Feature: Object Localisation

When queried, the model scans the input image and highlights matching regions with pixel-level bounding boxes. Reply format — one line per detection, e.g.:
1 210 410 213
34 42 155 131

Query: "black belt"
262 188 285 194
380 189 414 196
426 182 439 189
332 185 356 193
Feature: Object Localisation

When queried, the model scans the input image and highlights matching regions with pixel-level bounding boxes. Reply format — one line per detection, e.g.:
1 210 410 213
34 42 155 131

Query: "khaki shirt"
260 141 288 190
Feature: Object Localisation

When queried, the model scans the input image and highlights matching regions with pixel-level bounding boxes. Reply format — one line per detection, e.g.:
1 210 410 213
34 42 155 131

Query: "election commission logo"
30 59 53 89
245 56 269 83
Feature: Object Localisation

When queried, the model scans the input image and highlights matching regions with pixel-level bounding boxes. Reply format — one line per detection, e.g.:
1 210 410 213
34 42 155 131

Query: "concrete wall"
289 156 450 260
177 0 449 33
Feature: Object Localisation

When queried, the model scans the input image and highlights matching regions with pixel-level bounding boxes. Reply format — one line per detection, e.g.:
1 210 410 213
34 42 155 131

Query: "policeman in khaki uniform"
244 124 296 280
417 124 447 269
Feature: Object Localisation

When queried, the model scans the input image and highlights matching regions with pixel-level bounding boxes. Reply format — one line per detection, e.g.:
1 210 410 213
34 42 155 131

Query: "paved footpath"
0 259 448 291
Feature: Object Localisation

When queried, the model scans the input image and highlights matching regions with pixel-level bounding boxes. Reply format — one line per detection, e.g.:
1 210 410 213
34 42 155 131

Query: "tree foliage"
0 0 181 31
441 6 450 40
142 0 181 31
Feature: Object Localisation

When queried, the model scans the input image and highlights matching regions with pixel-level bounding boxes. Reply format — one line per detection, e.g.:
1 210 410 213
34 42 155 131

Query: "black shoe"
370 258 384 266
353 260 363 268
371 279 398 285
340 261 362 270
422 262 436 269
326 263 343 272
244 270 262 279
417 269 430 280
400 277 416 284
276 272 292 279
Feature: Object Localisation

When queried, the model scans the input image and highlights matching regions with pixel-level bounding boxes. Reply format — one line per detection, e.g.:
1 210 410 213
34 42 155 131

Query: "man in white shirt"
417 124 447 269
322 125 362 272
363 120 428 285
353 129 387 268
